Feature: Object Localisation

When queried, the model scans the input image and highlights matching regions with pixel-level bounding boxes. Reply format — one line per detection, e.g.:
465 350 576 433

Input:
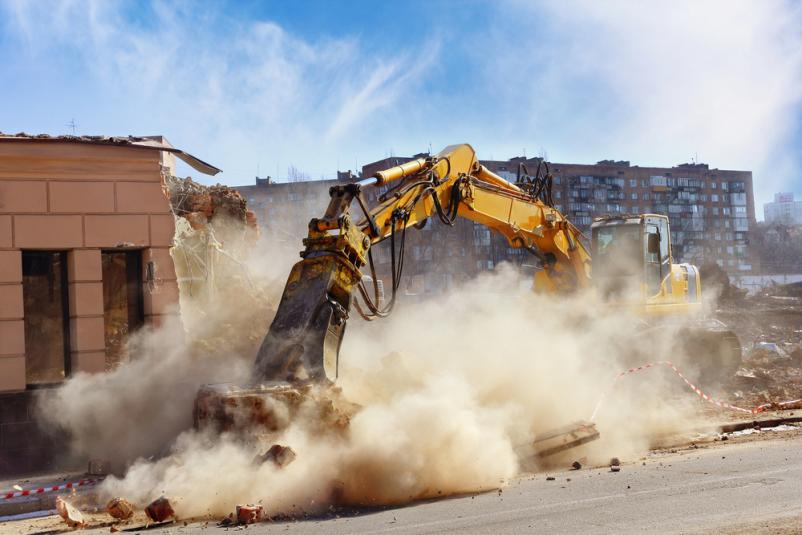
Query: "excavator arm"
253 144 591 383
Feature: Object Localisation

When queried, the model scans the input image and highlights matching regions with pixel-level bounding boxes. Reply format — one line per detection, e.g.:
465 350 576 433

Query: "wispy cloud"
475 0 802 208
0 1 441 181
1 0 801 211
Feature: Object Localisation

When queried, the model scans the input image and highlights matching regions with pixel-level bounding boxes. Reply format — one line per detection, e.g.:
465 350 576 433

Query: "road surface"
10 430 802 534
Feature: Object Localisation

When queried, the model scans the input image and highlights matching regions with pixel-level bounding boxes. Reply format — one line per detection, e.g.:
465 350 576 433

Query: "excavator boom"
253 144 591 383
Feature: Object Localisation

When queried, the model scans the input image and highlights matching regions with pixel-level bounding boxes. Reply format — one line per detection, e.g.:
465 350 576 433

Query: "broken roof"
0 132 221 176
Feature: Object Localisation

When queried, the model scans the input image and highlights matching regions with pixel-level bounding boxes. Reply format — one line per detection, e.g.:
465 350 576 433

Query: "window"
555 190 561 199
630 179 637 188
631 192 638 200
102 251 144 369
711 182 717 189
711 194 719 203
650 176 667 187
642 192 650 201
22 251 70 385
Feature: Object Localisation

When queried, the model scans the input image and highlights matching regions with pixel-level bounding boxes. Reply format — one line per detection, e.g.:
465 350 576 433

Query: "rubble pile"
163 175 273 358
715 284 802 410
165 175 256 231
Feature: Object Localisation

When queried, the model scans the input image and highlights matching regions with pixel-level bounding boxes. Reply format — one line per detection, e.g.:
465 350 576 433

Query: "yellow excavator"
195 143 740 455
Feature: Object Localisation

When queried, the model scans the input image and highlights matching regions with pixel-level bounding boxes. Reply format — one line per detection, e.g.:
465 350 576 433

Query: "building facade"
0 134 216 475
764 192 802 225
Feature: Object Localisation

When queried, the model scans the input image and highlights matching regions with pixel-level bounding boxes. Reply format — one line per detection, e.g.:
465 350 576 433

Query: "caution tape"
2 477 102 501
589 360 797 421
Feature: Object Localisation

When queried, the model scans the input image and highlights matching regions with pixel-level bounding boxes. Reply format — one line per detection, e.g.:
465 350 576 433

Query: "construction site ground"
3 425 802 535
2 288 801 533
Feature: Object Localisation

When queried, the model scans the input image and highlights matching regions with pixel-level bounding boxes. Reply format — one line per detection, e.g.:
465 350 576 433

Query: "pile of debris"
712 278 802 411
725 342 802 409
165 175 257 231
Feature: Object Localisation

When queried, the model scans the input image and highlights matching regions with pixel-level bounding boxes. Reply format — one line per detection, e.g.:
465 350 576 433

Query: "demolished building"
0 134 221 475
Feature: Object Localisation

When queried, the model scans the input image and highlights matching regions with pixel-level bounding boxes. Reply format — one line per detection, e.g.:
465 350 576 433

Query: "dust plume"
93 264 706 519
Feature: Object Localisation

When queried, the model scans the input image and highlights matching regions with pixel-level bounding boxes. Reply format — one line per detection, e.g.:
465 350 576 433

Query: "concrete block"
143 280 180 316
0 181 47 213
68 282 104 317
67 249 102 282
84 215 148 248
0 320 24 356
68 316 105 352
70 351 106 374
143 247 177 282
0 216 11 248
0 250 22 283
0 356 25 392
116 182 170 213
0 284 23 320
49 182 115 213
149 214 176 247
13 215 83 248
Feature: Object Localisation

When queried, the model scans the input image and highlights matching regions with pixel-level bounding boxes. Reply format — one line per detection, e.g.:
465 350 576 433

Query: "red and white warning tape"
2 477 102 501
590 360 800 421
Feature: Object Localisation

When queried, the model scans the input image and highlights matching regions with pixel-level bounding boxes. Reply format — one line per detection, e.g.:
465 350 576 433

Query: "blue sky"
1 0 801 214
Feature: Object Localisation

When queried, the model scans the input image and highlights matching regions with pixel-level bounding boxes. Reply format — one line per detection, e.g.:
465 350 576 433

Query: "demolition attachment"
253 184 371 382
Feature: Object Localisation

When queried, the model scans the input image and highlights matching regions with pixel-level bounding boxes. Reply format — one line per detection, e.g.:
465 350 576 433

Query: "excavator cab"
590 214 701 313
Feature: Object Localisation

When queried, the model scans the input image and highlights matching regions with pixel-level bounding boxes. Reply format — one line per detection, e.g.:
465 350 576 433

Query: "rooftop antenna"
66 119 77 135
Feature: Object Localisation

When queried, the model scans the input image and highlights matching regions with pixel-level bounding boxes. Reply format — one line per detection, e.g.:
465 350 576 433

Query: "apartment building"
764 192 802 225
0 133 218 474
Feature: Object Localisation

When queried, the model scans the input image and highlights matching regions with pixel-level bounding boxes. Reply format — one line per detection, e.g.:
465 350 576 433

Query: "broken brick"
255 444 297 468
145 496 175 523
236 504 264 524
56 496 86 528
106 497 134 520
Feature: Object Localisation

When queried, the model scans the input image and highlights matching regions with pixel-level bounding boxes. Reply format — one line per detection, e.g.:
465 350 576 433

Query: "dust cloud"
36 202 711 518
93 262 704 519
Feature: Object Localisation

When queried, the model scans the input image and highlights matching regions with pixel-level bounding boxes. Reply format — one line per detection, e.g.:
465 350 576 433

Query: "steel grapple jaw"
253 254 353 382
253 185 370 384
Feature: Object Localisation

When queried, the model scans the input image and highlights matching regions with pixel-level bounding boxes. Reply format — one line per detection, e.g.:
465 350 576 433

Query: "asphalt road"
13 431 802 534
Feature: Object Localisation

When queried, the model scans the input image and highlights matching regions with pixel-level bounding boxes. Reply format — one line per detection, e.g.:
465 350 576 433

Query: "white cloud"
0 1 440 182
477 0 802 210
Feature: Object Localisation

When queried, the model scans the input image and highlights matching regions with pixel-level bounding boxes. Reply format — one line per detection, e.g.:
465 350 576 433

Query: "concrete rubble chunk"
145 496 175 523
106 497 135 520
610 457 621 472
56 496 86 529
88 459 112 476
255 444 297 468
236 504 264 524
